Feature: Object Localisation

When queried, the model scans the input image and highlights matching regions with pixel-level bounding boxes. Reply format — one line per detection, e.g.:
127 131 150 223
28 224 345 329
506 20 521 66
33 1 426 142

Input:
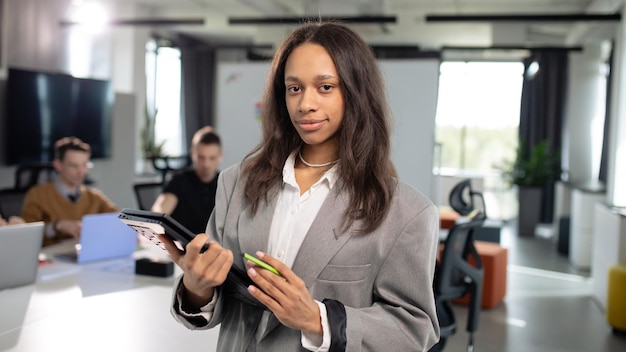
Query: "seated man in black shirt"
151 126 222 234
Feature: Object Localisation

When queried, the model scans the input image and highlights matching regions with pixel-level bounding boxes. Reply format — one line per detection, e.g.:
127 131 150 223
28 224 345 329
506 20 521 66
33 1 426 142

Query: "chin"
300 135 332 147
198 172 213 179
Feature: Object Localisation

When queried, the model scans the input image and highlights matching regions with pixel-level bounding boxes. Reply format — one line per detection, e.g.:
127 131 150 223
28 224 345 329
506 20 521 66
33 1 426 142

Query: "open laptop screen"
0 222 44 289
56 213 137 264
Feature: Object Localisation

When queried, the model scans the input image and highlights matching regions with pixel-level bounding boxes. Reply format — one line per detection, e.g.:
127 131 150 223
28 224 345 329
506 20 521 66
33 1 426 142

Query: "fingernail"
248 268 257 277
256 251 264 258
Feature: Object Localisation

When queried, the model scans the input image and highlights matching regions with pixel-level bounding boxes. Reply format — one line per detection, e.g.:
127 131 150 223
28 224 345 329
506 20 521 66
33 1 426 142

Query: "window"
145 40 185 157
434 61 524 220
434 61 524 175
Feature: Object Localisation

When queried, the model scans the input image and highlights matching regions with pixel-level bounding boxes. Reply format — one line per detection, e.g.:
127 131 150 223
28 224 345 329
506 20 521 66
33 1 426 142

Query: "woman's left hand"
245 252 322 335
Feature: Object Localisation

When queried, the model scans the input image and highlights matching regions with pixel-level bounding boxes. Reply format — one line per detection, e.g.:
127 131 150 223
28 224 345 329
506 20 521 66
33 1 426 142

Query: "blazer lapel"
291 188 354 285
237 187 279 263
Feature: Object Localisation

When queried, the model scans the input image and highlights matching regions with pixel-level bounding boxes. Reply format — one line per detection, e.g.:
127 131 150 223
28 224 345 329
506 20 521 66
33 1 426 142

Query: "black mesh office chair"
133 182 164 210
448 179 487 219
14 162 57 191
430 179 485 352
0 188 28 219
14 162 94 191
149 156 190 183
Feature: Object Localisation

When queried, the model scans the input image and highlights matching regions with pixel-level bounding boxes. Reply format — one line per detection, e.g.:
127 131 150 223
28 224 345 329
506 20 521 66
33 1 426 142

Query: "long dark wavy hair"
243 21 397 234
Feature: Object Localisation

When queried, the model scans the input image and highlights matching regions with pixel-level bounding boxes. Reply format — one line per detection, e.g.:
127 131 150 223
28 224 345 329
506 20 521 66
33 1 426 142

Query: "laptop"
0 222 44 290
56 212 138 264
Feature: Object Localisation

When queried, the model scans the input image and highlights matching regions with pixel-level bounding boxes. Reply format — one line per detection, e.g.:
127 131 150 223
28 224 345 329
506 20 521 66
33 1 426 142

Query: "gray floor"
442 220 626 352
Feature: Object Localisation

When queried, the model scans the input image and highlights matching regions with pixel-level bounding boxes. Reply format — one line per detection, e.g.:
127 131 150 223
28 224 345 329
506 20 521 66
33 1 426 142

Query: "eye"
287 86 301 93
320 85 333 91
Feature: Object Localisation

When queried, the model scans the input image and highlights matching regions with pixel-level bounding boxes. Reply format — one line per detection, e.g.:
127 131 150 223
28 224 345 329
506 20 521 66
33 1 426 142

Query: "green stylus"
243 252 281 276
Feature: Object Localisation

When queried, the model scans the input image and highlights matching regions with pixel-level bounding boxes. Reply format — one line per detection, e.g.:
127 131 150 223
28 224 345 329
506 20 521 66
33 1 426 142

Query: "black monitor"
4 67 114 164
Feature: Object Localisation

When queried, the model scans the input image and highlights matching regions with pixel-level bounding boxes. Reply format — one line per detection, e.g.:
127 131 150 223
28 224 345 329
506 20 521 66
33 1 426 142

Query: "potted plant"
141 105 166 159
499 140 561 236
140 105 166 174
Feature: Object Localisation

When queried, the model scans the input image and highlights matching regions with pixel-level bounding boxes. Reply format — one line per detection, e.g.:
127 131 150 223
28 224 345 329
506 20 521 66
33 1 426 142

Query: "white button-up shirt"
267 153 337 268
257 152 337 351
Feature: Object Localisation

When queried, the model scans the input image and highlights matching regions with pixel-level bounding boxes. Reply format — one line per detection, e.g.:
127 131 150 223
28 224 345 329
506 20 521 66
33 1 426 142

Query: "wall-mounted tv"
4 68 114 165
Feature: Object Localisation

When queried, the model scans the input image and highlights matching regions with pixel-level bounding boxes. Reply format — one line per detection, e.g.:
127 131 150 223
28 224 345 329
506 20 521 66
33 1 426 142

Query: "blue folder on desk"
57 212 138 264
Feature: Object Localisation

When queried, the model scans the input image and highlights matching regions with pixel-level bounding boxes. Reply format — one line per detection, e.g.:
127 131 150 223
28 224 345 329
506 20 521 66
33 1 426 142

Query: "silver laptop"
0 222 44 290
56 213 138 264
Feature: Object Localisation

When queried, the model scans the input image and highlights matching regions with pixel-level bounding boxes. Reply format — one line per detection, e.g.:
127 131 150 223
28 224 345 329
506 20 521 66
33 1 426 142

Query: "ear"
53 159 62 172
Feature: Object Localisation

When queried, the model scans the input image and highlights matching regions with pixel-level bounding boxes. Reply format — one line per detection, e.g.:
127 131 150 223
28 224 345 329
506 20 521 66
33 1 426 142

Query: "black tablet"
118 208 267 310
118 208 196 251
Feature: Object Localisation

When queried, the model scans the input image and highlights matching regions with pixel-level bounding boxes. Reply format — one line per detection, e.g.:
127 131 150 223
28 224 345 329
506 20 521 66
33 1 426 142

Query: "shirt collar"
53 174 81 198
283 152 338 190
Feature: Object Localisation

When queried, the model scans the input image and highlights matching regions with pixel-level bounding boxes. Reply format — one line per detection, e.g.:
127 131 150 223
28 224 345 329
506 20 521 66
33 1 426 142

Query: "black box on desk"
473 219 502 243
135 258 174 277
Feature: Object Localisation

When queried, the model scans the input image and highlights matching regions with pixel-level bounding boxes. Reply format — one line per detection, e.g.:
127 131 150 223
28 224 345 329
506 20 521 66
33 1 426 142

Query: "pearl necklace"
298 151 339 168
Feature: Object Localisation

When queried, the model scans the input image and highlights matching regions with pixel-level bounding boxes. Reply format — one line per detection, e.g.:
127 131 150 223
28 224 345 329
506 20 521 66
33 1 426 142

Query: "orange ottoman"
439 209 460 230
439 241 508 309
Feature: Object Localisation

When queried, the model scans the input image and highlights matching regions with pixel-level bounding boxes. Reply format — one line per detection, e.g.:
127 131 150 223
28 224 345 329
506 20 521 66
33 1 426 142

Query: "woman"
162 21 440 351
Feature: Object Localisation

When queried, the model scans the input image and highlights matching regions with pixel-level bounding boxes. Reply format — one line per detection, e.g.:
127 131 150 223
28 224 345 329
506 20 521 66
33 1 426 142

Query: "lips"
297 119 326 132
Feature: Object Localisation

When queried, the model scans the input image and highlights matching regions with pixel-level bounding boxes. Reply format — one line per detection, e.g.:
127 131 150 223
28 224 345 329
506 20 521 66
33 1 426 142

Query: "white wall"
88 93 138 209
606 4 626 207
214 62 268 170
381 60 439 198
215 59 440 199
563 42 609 183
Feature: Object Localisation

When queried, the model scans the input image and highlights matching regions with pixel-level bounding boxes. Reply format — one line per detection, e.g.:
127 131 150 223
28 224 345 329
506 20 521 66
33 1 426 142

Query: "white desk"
591 203 626 310
0 240 220 352
569 185 606 269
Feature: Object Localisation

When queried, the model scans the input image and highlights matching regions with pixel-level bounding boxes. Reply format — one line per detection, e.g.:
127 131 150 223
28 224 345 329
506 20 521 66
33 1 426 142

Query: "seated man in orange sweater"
21 137 119 246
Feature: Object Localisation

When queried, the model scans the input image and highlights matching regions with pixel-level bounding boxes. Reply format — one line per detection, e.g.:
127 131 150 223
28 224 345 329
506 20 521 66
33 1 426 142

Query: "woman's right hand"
159 233 233 309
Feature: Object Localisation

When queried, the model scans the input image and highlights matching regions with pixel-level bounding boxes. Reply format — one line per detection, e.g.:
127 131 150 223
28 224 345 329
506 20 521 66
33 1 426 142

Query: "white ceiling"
114 0 623 51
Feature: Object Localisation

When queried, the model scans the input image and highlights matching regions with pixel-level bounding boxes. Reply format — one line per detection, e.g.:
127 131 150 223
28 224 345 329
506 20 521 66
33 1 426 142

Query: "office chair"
448 179 487 219
0 188 27 219
149 155 190 183
133 182 164 210
14 162 56 191
14 162 94 191
430 179 485 352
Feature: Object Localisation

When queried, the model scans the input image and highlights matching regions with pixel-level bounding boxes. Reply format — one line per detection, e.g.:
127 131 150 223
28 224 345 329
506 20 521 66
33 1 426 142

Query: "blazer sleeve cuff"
171 275 216 329
322 298 347 352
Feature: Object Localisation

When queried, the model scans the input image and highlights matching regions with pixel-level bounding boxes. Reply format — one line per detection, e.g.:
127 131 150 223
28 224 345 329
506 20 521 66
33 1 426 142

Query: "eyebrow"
285 74 338 83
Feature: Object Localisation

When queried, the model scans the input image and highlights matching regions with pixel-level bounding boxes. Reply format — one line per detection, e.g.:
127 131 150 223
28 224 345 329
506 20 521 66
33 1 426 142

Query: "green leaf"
497 140 561 187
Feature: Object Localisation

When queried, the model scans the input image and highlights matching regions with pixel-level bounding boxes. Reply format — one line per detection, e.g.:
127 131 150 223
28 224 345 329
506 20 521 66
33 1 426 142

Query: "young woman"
162 21 440 351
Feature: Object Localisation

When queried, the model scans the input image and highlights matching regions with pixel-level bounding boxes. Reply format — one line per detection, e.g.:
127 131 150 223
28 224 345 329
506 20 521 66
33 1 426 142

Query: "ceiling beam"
60 18 206 26
425 13 621 23
228 16 396 25
442 46 583 52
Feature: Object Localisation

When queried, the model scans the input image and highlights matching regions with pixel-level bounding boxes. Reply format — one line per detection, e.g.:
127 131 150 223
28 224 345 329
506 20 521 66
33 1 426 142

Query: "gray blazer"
172 162 440 351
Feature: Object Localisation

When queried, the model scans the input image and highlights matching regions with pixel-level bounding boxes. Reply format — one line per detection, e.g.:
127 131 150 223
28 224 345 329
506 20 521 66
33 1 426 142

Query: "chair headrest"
448 179 474 216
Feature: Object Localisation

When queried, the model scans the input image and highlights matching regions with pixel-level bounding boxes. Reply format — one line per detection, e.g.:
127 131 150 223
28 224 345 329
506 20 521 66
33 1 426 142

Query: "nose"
298 89 318 113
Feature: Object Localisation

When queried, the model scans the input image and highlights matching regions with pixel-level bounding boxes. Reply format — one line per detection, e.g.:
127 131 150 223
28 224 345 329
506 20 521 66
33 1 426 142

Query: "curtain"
178 36 217 148
519 50 569 223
